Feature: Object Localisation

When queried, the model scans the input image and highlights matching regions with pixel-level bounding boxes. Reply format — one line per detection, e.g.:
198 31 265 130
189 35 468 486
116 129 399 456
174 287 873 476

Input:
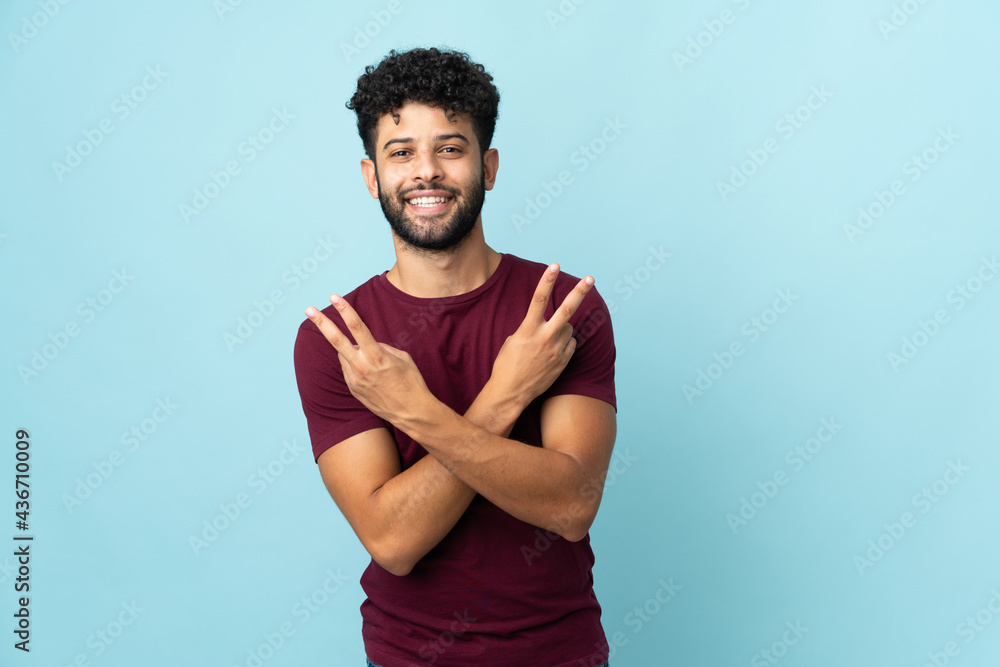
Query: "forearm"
366 382 523 575
401 398 597 541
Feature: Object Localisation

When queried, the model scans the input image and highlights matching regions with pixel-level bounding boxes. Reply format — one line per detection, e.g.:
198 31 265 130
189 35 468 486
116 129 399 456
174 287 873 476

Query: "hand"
490 263 594 410
305 295 432 426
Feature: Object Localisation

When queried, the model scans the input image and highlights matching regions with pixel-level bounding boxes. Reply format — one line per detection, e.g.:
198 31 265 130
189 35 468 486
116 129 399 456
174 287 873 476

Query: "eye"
441 147 461 154
391 150 410 157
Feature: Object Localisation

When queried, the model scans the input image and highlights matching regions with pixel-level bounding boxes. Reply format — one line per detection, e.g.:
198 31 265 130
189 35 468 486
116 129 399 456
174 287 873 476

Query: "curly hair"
346 47 501 161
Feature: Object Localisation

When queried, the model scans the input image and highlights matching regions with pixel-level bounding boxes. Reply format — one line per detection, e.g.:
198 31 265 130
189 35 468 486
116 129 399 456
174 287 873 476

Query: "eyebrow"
382 133 471 152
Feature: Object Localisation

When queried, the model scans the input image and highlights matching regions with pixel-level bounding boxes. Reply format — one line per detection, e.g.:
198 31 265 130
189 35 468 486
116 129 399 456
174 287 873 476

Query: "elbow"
379 558 415 577
553 501 599 543
369 539 417 577
560 521 593 543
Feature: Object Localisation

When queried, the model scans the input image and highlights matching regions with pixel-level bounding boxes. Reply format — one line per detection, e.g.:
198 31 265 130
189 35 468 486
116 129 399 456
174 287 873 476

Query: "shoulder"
293 275 386 373
502 253 613 344
503 253 600 298
504 252 611 308
295 274 381 341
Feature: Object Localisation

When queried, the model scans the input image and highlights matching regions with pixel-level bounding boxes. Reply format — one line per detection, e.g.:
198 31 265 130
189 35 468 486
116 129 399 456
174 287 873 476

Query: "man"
293 46 617 667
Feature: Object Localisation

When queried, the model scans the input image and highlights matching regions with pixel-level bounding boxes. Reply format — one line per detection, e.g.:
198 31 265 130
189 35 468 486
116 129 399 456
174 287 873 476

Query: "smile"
406 196 454 213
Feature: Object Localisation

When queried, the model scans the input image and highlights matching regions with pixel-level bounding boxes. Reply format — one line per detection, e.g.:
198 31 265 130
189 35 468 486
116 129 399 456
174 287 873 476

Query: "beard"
376 164 486 253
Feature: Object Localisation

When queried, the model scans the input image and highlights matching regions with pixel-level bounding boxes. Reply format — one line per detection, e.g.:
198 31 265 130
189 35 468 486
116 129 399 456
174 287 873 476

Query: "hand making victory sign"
304 263 595 432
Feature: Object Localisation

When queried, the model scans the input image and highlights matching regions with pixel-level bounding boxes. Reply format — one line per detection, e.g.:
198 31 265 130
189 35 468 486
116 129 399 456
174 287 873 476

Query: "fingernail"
585 276 595 286
305 307 317 317
548 263 559 273
330 294 341 304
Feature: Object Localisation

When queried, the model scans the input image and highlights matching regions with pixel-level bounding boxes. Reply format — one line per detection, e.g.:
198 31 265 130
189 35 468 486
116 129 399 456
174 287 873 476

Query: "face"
361 102 498 252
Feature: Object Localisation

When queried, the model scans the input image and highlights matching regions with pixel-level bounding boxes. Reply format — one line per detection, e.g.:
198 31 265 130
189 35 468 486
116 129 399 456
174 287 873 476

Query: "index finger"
525 263 561 324
305 295 377 361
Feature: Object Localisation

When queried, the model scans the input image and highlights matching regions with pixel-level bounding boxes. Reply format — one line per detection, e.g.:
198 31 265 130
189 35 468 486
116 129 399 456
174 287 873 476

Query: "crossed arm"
305 264 616 576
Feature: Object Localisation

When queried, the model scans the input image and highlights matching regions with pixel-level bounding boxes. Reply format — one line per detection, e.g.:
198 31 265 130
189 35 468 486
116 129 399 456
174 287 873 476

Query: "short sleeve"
293 314 388 462
542 285 617 411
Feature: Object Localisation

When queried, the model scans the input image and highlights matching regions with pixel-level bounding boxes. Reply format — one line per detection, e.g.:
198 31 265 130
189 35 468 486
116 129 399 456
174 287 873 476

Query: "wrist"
411 398 489 470
398 390 452 444
478 378 529 431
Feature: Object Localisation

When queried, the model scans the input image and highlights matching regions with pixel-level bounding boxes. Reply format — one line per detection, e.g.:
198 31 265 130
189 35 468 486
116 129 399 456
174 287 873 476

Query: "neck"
386 221 501 298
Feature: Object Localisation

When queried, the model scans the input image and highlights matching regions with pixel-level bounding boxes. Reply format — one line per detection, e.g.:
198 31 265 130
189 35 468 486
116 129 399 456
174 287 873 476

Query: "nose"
410 148 445 183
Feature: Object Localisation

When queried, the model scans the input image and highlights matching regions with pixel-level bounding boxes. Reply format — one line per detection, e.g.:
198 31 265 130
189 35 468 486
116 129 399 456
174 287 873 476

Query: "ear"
360 158 379 199
482 148 499 192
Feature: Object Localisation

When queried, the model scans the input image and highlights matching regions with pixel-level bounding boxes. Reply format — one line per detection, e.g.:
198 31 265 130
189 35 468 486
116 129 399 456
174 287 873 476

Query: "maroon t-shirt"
293 253 616 667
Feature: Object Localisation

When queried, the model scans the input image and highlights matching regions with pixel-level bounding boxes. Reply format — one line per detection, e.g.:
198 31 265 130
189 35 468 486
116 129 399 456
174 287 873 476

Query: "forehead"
374 102 475 147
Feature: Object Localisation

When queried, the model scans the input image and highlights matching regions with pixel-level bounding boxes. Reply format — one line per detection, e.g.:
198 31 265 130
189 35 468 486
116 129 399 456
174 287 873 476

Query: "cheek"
452 170 479 194
374 167 403 196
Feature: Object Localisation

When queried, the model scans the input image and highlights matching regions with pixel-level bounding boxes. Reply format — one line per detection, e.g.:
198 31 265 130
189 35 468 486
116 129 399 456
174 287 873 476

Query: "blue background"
2 1 999 665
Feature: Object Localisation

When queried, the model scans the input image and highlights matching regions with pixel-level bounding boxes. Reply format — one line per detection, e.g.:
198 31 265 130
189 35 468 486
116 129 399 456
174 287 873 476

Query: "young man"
293 47 616 667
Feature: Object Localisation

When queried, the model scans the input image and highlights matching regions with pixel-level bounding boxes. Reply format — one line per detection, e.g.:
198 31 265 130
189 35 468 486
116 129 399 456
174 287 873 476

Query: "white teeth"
409 196 451 206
